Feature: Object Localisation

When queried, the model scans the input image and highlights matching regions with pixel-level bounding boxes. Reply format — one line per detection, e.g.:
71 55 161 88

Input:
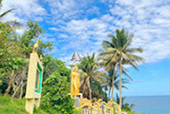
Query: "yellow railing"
77 99 121 114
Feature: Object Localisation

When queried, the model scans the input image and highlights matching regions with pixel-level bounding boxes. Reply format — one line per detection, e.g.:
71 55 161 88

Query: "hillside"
0 95 48 114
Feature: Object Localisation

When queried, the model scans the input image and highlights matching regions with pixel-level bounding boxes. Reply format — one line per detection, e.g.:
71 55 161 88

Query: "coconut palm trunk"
108 87 111 99
111 65 115 100
87 77 92 100
119 54 122 109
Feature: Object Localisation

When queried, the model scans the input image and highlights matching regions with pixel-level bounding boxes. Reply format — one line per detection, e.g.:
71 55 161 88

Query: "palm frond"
126 48 143 53
0 8 16 18
122 70 132 80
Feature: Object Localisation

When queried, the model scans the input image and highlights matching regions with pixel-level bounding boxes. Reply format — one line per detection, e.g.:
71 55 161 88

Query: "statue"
33 39 39 53
71 65 80 97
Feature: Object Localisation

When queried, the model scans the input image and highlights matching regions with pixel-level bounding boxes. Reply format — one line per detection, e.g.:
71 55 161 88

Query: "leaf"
0 8 16 18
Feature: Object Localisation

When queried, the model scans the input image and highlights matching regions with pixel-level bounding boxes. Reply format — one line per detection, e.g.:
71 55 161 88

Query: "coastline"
125 95 170 114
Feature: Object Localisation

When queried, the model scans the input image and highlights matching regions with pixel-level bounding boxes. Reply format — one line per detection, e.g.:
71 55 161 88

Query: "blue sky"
1 0 170 96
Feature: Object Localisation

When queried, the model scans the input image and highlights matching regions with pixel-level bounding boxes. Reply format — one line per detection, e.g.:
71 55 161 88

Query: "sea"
125 96 170 114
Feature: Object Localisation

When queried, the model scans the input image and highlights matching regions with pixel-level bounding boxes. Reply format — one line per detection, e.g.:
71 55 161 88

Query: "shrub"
41 71 75 114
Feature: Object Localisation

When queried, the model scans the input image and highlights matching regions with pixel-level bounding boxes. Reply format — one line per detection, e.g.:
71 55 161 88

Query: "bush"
41 71 75 114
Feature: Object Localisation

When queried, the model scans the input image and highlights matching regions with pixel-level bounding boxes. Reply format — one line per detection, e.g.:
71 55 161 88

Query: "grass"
0 95 48 114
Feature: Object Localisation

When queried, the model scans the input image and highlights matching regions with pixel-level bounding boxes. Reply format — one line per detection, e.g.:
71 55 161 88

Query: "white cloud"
1 0 46 23
54 0 170 64
44 0 100 24
58 55 73 66
2 0 46 16
152 18 170 25
58 34 68 39
101 14 114 22
86 6 100 15
49 27 59 31
56 18 110 56
108 0 170 63
44 0 84 20
16 27 26 35
100 0 115 4
40 37 56 42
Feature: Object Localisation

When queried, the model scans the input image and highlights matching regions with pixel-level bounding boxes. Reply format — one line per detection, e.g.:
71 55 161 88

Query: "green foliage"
19 20 53 56
108 70 129 90
43 54 71 82
79 53 96 74
3 57 28 71
91 81 107 101
41 71 75 114
0 22 17 61
79 53 107 100
0 22 23 80
0 20 53 97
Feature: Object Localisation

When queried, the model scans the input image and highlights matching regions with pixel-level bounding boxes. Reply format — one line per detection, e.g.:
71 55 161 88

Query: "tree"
102 69 129 100
98 44 117 101
43 54 71 82
10 58 28 102
0 20 53 100
79 53 107 100
41 71 75 114
91 79 107 101
98 33 131 101
99 29 144 108
0 22 25 96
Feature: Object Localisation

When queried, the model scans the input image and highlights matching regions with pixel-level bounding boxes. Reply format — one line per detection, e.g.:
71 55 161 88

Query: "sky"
1 0 170 96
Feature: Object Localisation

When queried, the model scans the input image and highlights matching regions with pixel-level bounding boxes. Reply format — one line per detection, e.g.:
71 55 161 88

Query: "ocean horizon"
125 95 170 114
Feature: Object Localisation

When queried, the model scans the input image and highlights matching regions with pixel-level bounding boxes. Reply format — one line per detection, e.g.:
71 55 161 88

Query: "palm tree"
98 42 117 101
79 53 107 100
99 29 144 108
98 32 132 103
102 69 129 100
